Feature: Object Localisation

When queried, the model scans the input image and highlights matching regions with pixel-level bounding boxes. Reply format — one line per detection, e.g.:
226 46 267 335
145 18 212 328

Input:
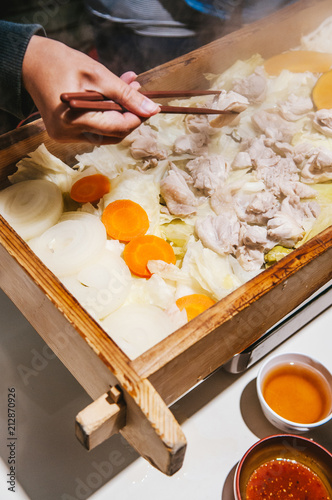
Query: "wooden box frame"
0 0 331 475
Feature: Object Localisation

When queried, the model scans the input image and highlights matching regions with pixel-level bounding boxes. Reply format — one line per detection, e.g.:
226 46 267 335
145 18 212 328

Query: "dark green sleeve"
0 21 46 119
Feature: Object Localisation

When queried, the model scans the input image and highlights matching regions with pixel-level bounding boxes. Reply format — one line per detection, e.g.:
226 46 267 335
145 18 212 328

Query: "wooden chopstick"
60 90 237 115
60 90 222 103
66 99 236 115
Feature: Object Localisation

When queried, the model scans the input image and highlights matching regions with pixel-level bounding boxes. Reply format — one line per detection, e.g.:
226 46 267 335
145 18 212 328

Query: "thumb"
109 77 160 117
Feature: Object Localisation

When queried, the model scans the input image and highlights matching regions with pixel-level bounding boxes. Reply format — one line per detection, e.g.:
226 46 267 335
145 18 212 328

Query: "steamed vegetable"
312 69 332 109
8 143 79 192
176 294 216 322
102 199 149 242
101 303 175 359
264 245 293 265
0 179 63 240
29 212 107 277
62 249 132 319
264 50 332 76
103 169 161 236
123 235 176 278
70 173 110 203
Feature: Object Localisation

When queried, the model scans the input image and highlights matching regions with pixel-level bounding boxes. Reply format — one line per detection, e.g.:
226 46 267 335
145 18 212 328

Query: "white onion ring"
29 212 107 277
62 249 132 319
0 179 63 240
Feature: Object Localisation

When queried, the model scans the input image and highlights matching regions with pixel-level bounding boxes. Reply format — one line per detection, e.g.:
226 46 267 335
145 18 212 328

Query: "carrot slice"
70 174 110 203
123 235 176 278
102 199 149 242
176 293 216 322
312 69 332 109
264 50 332 76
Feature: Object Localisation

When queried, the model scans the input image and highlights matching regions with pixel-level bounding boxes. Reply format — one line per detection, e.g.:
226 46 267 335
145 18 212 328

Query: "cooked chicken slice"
312 109 332 138
256 157 299 197
185 155 229 196
239 223 274 250
235 246 265 271
128 124 168 160
252 110 295 143
245 136 280 169
269 141 295 157
300 147 332 183
278 94 313 121
209 90 249 128
279 180 317 199
235 222 275 271
281 196 320 222
184 114 218 135
233 67 268 104
236 190 280 225
213 89 249 112
173 132 208 155
232 151 252 170
195 213 240 255
210 188 236 217
267 211 305 247
160 165 199 217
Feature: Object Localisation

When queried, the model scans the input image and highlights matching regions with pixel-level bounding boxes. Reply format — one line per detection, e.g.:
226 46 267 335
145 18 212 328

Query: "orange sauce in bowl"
246 459 331 500
262 362 332 424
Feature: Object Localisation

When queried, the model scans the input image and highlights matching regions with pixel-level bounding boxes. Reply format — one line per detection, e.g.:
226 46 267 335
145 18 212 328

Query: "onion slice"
62 249 132 319
0 179 63 240
29 212 107 277
101 304 175 359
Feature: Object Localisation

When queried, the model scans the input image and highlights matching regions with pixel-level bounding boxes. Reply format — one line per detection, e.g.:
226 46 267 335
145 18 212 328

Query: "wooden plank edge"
0 217 187 474
131 226 332 404
138 0 330 89
75 387 126 450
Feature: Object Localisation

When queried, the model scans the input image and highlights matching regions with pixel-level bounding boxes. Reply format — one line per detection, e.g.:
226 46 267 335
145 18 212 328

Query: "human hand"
22 36 160 144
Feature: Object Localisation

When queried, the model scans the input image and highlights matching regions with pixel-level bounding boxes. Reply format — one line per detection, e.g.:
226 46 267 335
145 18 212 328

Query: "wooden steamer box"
0 0 331 475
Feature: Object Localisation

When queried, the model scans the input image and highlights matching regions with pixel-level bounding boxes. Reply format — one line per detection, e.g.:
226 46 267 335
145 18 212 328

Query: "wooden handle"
75 386 126 450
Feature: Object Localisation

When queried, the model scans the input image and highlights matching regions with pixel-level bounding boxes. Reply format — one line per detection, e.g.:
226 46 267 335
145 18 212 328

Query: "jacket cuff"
0 21 46 119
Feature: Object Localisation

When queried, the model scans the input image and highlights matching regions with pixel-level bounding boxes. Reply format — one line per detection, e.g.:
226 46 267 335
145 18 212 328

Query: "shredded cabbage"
297 183 332 244
184 238 242 301
9 143 79 192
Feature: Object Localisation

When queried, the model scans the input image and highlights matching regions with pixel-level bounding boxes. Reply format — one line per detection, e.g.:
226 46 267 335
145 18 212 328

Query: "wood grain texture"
138 0 331 91
0 0 331 473
0 216 186 475
75 389 126 450
132 228 332 404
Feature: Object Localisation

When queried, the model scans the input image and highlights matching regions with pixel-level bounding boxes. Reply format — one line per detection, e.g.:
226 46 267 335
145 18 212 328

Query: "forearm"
0 21 45 119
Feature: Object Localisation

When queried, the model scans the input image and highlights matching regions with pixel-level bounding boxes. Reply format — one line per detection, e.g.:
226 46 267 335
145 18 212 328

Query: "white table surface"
0 287 331 500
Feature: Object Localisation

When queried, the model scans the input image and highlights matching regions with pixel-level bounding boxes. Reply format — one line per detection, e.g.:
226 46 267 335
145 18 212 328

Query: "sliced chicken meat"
195 213 240 255
185 154 229 196
160 164 200 217
232 67 268 104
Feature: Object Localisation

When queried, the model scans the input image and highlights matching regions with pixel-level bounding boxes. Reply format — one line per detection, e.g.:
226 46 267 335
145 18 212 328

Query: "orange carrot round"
70 174 110 203
123 234 176 278
102 199 149 242
176 293 216 322
312 69 332 109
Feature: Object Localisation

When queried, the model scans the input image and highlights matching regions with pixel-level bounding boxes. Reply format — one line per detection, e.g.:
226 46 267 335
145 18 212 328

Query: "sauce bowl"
256 352 332 432
234 434 332 500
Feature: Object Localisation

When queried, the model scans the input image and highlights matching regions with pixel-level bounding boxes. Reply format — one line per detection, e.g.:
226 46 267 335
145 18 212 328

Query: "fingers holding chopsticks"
22 36 160 144
63 108 150 145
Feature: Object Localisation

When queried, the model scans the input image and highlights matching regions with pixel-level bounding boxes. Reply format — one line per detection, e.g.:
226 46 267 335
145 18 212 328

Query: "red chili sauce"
245 458 330 499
